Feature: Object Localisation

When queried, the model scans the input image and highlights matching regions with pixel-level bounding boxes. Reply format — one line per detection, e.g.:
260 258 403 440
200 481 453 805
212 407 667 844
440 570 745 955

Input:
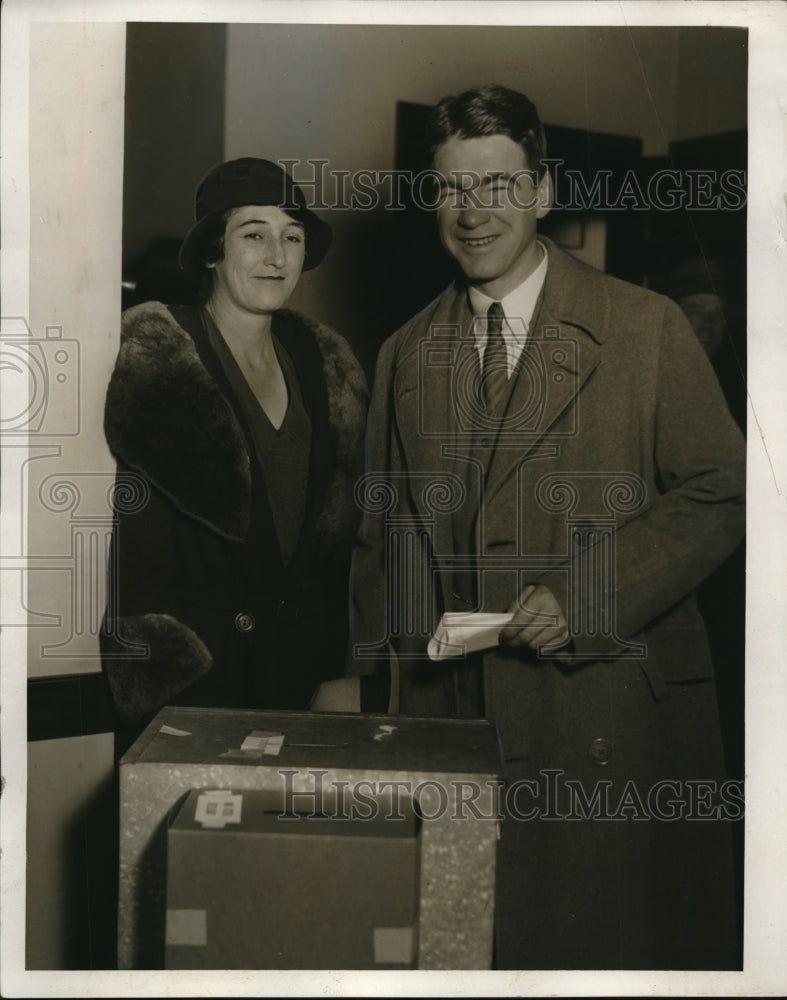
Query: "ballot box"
166 787 420 969
118 707 503 970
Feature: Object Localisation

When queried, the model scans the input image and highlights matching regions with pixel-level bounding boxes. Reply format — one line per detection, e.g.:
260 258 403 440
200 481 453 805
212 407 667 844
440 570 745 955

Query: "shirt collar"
467 240 549 348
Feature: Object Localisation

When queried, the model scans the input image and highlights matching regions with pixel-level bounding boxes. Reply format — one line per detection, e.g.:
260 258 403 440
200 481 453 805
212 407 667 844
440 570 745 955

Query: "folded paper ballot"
427 611 516 661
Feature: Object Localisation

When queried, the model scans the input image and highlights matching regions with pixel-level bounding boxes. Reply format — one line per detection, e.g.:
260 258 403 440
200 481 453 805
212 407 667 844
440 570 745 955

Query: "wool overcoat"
101 301 367 751
351 238 746 969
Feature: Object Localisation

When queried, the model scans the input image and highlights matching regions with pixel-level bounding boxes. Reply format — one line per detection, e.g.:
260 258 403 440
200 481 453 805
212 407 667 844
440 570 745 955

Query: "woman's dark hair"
190 208 232 303
426 84 547 178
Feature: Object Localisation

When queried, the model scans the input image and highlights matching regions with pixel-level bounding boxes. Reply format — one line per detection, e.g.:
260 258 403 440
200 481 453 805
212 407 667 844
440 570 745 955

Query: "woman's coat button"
234 612 256 633
587 737 614 765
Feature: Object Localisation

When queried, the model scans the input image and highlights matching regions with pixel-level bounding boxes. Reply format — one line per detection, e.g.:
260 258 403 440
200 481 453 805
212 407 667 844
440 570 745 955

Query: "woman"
100 158 367 748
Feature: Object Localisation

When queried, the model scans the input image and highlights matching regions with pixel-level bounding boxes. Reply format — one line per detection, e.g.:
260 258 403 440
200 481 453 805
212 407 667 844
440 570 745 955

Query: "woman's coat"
101 301 367 745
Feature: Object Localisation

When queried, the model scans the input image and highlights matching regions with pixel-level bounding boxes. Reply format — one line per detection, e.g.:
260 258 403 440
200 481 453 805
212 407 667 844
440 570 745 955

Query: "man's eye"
244 232 264 240
286 233 304 243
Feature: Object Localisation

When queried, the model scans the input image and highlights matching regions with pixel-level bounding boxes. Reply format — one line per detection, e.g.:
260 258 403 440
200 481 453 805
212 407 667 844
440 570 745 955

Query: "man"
350 85 745 969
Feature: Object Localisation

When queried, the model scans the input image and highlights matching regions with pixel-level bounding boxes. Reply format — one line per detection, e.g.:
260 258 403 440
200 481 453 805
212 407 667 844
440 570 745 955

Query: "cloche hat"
179 157 332 273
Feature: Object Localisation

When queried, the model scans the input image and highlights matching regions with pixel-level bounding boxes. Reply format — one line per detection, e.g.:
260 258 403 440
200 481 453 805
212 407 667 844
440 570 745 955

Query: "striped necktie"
482 301 507 412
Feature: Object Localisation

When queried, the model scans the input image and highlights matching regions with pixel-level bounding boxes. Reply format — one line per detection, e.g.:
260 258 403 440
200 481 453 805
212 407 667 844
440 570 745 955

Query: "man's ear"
536 170 553 220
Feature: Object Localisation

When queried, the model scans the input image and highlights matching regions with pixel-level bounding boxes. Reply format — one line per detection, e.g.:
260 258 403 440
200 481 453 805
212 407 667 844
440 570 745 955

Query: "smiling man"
350 85 746 969
433 131 548 297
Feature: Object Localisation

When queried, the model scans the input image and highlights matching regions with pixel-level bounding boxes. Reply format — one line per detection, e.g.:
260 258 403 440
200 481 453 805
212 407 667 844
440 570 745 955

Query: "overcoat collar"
393 238 606 522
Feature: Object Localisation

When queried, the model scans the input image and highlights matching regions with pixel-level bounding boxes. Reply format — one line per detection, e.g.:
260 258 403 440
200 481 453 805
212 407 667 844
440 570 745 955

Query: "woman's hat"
179 157 332 273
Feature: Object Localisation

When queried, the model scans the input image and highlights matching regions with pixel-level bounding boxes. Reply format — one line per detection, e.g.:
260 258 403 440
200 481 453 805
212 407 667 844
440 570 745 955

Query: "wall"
224 24 746 367
26 734 116 970
123 22 227 268
18 20 128 972
14 23 227 686
676 26 748 141
21 22 126 681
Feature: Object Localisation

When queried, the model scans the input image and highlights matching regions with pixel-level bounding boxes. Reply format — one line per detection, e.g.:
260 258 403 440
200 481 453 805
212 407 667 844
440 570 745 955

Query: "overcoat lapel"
483 243 606 510
393 282 476 503
393 283 477 611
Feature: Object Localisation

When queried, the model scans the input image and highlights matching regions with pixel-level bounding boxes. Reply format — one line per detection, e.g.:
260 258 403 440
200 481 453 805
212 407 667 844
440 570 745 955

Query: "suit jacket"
351 238 745 968
101 301 367 745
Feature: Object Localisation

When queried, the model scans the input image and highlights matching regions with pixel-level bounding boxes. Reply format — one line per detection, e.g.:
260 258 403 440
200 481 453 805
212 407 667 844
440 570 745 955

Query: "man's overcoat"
352 238 745 968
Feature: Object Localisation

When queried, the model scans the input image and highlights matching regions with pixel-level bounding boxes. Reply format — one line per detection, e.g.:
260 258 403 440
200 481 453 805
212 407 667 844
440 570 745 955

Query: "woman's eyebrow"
237 218 305 229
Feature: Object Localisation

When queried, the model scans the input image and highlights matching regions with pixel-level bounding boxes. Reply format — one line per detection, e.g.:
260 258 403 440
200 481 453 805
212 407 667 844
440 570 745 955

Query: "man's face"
433 134 551 300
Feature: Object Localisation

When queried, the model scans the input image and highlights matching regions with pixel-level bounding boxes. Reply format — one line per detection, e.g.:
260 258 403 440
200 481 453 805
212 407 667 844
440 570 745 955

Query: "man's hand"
499 584 569 653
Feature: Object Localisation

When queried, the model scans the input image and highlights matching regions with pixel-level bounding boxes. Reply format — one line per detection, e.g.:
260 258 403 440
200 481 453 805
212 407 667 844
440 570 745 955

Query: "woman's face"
208 204 306 316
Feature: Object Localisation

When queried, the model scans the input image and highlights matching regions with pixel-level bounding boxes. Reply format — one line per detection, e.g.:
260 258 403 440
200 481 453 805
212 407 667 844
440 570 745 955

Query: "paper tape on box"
194 790 243 828
159 724 191 737
373 926 416 965
240 730 285 756
166 909 207 947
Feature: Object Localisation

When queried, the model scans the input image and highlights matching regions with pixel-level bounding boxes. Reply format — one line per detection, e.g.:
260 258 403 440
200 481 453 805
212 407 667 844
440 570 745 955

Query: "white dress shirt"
467 241 549 377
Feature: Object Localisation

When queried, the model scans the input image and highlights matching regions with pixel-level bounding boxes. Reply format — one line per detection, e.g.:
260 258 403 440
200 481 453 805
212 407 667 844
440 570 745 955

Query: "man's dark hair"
426 84 547 178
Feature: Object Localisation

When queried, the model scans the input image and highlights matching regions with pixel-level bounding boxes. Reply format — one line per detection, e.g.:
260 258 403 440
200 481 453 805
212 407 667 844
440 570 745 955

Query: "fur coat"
100 301 367 740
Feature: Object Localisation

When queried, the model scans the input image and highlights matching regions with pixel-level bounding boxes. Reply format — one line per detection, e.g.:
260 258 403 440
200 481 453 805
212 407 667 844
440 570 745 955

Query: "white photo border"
2 1 786 996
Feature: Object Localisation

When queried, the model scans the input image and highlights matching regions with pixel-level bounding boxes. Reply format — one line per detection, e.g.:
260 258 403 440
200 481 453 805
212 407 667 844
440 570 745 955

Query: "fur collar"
105 301 367 542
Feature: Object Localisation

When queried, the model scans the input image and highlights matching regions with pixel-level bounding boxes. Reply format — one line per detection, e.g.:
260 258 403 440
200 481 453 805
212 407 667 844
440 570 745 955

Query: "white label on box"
373 724 398 742
241 730 285 756
194 790 243 828
166 909 207 946
373 926 416 964
262 734 284 755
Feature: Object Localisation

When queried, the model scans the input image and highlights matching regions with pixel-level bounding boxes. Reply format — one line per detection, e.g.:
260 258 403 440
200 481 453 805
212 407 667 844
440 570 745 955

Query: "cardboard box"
119 708 502 969
165 787 420 969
